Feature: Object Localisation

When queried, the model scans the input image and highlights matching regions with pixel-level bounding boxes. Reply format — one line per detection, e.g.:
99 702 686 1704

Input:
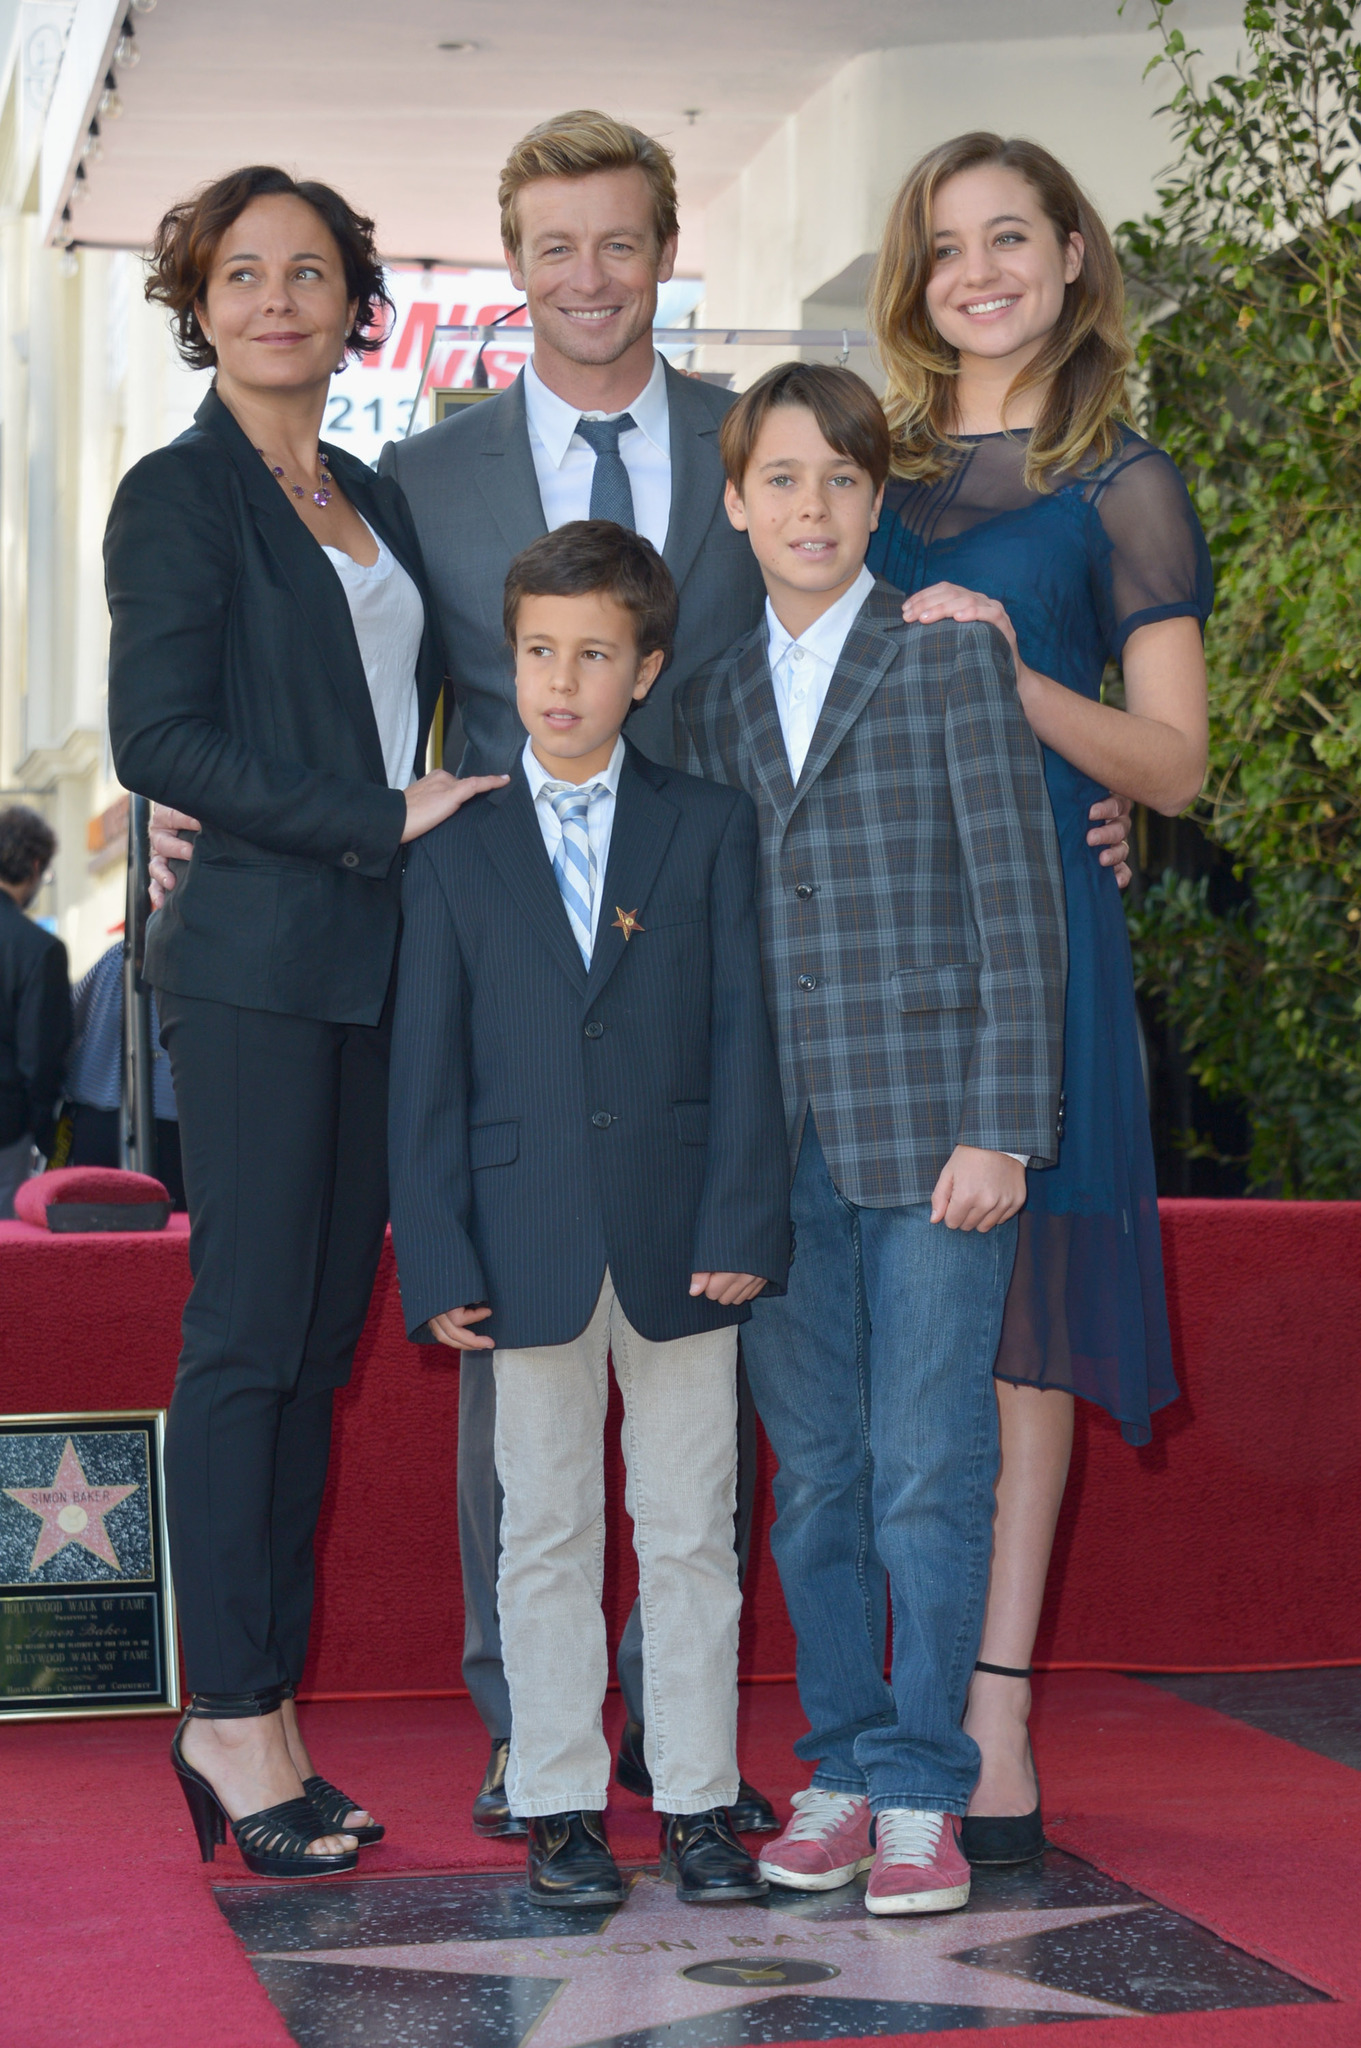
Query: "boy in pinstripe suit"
389 523 790 1910
677 365 1066 1918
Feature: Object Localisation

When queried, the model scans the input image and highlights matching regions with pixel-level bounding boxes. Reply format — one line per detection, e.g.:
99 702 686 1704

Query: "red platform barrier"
1 1198 1358 1697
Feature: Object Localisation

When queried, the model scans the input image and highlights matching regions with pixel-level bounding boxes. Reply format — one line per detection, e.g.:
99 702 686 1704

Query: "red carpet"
4 1675 1360 2047
3 1198 1360 1687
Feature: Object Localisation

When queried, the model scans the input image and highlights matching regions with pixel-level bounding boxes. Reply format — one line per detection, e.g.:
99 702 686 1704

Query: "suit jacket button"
342 851 360 868
584 1020 604 1039
794 883 816 899
591 1110 613 1129
797 973 818 991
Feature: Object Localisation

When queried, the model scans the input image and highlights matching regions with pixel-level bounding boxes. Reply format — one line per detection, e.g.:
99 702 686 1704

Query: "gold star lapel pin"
612 906 644 941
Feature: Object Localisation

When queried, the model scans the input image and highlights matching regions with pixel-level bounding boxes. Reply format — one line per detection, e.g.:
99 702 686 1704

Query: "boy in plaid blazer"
676 364 1066 1918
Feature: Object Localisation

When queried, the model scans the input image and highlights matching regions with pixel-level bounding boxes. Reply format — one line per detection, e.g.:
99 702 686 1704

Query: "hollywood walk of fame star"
611 907 644 941
3 1437 138 1572
261 1871 1146 2047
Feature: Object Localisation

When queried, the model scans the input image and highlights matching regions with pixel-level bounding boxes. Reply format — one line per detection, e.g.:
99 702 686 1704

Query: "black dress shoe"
728 1776 779 1835
527 1811 626 1908
660 1809 769 1903
618 1721 778 1835
473 1737 529 1839
615 1718 652 1797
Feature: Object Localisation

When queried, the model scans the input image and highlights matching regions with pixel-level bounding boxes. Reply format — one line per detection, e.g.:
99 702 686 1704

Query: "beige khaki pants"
493 1270 741 1817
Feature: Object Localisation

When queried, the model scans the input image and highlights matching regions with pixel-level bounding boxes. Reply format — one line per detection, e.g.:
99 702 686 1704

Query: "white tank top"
322 516 423 790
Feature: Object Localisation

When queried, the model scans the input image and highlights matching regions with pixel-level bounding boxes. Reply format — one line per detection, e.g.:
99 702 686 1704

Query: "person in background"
866 132 1211 1864
0 807 71 1220
56 938 186 1209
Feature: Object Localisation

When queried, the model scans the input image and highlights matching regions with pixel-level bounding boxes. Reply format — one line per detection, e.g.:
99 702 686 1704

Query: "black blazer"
0 895 70 1153
104 388 445 1026
388 743 791 1350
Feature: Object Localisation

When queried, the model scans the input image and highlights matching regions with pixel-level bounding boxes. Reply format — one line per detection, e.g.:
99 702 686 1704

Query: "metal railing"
403 323 871 434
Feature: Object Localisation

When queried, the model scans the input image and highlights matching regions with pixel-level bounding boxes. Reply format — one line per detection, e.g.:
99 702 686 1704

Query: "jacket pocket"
891 963 980 1013
639 898 706 929
469 1120 519 1169
672 1101 710 1146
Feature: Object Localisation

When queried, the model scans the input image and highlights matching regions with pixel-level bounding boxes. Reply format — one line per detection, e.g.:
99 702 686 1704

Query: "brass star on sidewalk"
4 1437 138 1572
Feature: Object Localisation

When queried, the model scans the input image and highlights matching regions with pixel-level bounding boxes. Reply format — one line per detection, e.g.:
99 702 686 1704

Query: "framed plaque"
0 1411 179 1720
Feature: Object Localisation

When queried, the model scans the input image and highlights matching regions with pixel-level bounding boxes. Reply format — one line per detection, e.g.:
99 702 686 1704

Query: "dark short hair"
504 521 678 667
0 806 56 886
145 165 392 372
719 361 892 491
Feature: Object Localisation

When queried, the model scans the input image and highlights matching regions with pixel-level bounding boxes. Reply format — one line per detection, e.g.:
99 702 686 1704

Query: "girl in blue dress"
865 133 1213 1861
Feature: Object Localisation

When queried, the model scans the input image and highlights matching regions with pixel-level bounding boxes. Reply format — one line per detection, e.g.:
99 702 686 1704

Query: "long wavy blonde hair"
868 132 1132 489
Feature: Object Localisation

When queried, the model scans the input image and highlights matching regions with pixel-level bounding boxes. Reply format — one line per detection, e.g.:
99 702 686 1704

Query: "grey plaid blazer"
676 579 1067 1207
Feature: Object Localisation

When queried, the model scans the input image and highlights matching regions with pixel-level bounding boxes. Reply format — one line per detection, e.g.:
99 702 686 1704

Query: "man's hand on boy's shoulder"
929 1146 1027 1234
689 1271 767 1306
428 1303 496 1351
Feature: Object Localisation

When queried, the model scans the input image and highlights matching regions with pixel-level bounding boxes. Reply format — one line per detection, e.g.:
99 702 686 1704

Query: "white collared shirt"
765 565 877 782
523 352 671 555
522 733 626 961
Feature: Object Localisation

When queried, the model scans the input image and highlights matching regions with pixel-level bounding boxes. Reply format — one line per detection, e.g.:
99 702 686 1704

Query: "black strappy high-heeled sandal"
960 1661 1046 1867
303 1775 385 1846
276 1682 386 1846
170 1688 359 1879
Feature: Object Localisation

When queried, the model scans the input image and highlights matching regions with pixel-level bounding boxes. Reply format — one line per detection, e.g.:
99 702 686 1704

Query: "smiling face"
198 193 356 398
724 405 883 636
507 167 676 379
514 588 665 783
924 163 1083 379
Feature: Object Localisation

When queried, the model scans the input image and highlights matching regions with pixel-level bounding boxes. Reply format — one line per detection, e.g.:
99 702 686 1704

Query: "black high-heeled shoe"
960 1660 1046 1867
303 1774 385 1846
274 1681 385 1845
171 1695 359 1879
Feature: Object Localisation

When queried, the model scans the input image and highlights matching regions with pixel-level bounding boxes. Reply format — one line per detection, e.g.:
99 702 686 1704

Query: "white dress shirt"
765 565 877 783
523 352 672 555
322 516 422 789
522 733 626 962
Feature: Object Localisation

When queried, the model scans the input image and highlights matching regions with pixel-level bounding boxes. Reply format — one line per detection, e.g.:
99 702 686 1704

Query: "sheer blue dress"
868 428 1213 1445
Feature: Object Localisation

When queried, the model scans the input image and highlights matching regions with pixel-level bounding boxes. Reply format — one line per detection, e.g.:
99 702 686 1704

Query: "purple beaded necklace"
256 444 333 509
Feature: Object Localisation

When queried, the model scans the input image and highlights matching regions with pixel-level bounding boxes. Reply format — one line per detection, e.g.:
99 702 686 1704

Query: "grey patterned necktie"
576 413 638 530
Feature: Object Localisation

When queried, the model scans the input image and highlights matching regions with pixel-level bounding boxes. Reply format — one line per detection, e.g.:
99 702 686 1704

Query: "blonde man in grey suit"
380 111 771 1837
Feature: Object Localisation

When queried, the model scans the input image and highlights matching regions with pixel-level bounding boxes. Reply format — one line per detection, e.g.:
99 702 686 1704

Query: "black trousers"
157 989 391 1695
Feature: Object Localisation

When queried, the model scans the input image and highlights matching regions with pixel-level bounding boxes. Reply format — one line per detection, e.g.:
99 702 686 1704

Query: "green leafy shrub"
1120 0 1361 1196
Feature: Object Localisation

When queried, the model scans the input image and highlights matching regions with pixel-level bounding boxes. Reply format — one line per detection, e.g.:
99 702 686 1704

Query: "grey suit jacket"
677 580 1068 1208
379 361 766 773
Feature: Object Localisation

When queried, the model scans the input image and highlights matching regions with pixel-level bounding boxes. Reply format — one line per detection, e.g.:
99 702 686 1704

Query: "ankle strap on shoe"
185 1682 291 1719
974 1660 1032 1679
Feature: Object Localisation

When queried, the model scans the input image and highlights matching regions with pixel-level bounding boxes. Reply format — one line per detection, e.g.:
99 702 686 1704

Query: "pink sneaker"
865 1808 971 1914
758 1788 874 1891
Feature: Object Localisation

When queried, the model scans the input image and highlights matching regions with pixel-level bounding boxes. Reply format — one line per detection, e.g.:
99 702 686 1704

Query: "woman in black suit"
105 165 504 1877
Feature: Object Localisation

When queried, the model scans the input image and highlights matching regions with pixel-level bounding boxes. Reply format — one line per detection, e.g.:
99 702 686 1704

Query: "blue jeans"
741 1118 1013 1816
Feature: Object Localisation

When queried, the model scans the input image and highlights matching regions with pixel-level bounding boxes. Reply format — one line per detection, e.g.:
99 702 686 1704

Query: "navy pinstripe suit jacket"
676 580 1068 1208
388 742 791 1350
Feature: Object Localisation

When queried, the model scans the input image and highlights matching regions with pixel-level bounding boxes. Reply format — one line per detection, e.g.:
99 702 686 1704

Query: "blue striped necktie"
576 414 637 530
544 782 598 962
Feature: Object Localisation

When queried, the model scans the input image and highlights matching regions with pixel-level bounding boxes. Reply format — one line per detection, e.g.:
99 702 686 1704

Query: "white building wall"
702 28 1246 378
